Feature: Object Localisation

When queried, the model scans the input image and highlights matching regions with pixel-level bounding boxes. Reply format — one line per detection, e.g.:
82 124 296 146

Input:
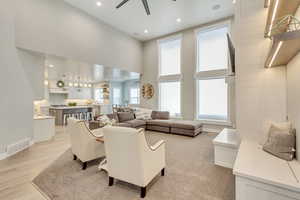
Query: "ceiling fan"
116 0 176 16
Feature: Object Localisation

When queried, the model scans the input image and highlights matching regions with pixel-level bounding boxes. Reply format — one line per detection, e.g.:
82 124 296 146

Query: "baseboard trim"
0 152 8 160
0 139 34 160
202 127 221 133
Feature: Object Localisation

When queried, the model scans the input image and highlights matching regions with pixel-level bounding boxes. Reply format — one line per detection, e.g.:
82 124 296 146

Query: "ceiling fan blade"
141 0 150 15
116 0 130 9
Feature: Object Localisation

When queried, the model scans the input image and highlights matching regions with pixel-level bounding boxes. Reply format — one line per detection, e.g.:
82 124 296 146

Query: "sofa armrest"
91 129 104 138
150 140 165 151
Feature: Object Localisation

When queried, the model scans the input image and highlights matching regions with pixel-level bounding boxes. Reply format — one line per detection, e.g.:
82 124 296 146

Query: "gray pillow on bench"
263 125 296 161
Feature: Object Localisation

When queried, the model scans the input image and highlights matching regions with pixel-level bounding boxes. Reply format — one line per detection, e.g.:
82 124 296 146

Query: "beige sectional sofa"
114 111 202 137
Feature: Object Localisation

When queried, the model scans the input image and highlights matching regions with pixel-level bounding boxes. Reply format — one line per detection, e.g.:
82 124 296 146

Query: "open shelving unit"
264 0 300 68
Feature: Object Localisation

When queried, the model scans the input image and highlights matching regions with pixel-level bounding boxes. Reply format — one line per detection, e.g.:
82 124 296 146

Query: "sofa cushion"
117 112 135 123
126 119 146 128
147 119 173 127
115 123 132 128
151 111 170 120
147 125 170 133
171 127 202 137
171 120 202 130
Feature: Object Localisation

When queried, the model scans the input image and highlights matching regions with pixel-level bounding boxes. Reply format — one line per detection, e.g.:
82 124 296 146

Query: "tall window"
94 88 104 104
112 88 121 105
158 35 182 117
196 23 230 121
130 87 140 104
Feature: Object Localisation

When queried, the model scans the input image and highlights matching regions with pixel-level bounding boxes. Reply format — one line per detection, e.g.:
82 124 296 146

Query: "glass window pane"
159 39 181 76
113 88 121 105
159 82 181 116
197 26 228 72
198 79 227 120
94 88 104 104
130 88 140 104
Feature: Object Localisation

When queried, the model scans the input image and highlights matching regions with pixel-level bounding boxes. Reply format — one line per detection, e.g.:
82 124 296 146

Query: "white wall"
287 53 300 159
234 0 287 141
15 0 143 73
0 0 143 156
0 1 34 154
18 49 45 100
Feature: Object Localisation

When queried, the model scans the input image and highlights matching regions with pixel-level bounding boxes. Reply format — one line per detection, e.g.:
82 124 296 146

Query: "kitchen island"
49 106 95 125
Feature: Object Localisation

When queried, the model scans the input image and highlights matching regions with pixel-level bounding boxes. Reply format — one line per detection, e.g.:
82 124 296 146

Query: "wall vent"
6 138 31 156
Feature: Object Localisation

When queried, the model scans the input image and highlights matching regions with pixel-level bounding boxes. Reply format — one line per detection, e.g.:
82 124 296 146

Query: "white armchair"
68 118 105 170
103 126 166 198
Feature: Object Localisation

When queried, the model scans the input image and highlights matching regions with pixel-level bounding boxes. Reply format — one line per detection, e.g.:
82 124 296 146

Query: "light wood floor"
0 127 70 200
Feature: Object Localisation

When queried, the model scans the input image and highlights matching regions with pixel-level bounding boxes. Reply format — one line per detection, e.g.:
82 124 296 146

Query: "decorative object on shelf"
56 80 65 88
116 0 176 15
142 83 154 99
264 0 300 67
68 102 77 107
267 15 300 37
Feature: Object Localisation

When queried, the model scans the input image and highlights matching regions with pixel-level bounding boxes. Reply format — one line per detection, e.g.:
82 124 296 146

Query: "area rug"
32 131 234 200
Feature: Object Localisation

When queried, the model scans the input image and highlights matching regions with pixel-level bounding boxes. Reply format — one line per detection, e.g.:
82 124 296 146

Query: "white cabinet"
33 116 55 142
213 128 240 169
234 141 300 200
68 88 92 99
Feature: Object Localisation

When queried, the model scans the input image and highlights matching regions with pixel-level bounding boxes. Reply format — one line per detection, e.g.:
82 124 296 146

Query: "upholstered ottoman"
170 120 202 137
146 120 172 133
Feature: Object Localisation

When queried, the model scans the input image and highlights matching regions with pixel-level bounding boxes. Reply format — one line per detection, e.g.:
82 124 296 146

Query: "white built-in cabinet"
234 141 300 200
68 88 92 99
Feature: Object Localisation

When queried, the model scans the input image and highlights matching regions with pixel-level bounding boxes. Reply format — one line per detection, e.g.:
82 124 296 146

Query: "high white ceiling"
63 0 234 41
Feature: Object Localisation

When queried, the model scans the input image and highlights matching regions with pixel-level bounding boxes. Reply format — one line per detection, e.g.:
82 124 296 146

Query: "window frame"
158 80 182 118
94 88 105 104
157 34 183 117
194 21 232 125
129 87 140 105
112 87 122 106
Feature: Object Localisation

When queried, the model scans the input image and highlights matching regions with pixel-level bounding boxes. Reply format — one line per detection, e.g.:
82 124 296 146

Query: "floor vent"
6 138 31 156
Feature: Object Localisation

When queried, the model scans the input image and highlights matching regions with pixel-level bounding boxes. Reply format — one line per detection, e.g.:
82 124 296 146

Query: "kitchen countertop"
49 105 96 110
34 116 55 120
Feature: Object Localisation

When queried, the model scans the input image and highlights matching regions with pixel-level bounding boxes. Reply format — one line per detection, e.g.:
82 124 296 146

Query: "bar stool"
64 113 72 125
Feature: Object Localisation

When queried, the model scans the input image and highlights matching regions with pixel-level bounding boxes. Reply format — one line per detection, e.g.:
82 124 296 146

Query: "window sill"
170 115 183 120
196 119 232 126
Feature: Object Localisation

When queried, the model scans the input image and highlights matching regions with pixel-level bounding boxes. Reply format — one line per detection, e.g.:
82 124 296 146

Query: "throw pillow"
260 121 292 145
117 112 135 123
263 125 296 161
151 111 170 120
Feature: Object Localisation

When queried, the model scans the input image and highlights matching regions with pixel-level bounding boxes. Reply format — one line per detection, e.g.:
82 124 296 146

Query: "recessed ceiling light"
232 0 236 4
49 64 54 68
96 1 102 7
176 18 182 23
144 29 149 34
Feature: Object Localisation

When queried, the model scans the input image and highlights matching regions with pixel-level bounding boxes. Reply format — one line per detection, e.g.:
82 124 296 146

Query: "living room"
1 0 300 200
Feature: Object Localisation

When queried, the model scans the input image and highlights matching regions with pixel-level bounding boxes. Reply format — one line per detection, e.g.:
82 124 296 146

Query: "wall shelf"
264 0 300 38
264 0 300 68
265 30 300 67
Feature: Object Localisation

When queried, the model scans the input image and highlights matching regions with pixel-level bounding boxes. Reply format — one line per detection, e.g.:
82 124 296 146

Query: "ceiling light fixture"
69 82 73 87
49 64 54 68
176 18 182 23
44 80 49 86
96 1 102 7
144 29 149 34
268 41 283 67
268 0 280 36
232 0 236 4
